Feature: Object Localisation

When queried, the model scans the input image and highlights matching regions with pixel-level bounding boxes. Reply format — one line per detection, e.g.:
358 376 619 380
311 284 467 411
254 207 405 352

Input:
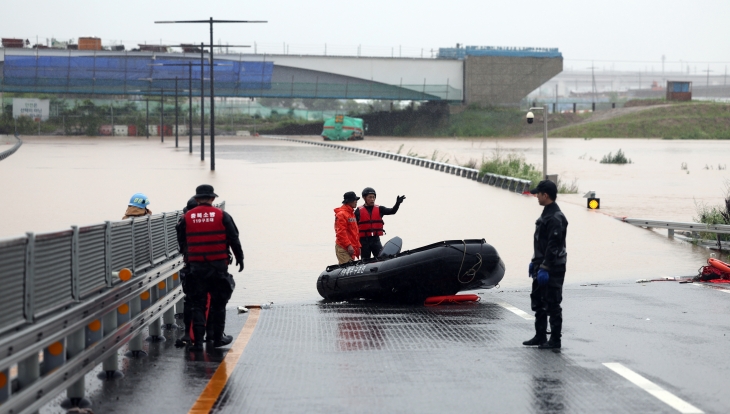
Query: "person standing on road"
523 180 568 350
176 197 215 348
334 191 361 264
355 187 405 260
176 185 244 351
122 193 152 219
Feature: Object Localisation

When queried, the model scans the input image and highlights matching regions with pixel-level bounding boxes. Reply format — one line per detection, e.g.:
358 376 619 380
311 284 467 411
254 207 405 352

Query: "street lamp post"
155 17 266 171
145 99 149 139
175 77 178 148
200 42 205 162
160 89 164 143
526 105 549 179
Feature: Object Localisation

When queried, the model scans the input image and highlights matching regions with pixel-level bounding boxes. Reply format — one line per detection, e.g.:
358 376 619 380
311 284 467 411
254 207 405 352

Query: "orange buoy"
424 294 480 306
708 258 730 273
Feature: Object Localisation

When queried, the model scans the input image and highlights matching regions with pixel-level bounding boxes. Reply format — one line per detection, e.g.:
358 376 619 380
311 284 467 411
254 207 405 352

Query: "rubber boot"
538 337 561 349
213 334 233 348
522 334 547 346
539 317 562 349
190 326 205 352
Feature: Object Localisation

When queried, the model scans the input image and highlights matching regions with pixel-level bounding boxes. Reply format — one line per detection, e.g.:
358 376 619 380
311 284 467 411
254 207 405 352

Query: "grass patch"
694 195 730 242
557 177 579 194
478 150 543 187
600 149 632 164
551 102 730 139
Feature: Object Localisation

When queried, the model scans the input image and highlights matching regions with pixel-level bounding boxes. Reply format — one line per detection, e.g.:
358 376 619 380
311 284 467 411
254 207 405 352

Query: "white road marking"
495 301 534 321
603 363 703 414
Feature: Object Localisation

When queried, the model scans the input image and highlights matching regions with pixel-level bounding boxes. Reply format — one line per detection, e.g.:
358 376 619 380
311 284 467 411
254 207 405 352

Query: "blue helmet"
128 193 150 208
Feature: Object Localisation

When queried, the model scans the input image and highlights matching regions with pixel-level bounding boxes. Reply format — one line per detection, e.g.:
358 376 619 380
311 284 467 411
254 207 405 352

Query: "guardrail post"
97 310 123 379
163 276 177 330
62 328 91 409
147 284 164 342
140 289 151 311
147 216 154 267
41 340 65 375
17 353 39 393
117 302 130 325
104 221 112 287
668 229 674 238
24 232 35 323
162 212 170 259
125 296 147 358
86 319 102 347
0 368 8 404
71 225 80 300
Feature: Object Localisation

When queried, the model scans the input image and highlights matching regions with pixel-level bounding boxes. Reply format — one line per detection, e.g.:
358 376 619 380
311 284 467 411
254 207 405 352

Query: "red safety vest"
185 205 228 262
358 205 385 237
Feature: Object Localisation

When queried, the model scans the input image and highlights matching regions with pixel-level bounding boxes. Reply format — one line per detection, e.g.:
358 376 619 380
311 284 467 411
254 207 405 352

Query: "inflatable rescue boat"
317 237 505 303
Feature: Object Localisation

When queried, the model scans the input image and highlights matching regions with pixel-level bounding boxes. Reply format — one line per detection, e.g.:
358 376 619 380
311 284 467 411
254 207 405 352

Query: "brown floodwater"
0 135 717 306
296 136 730 222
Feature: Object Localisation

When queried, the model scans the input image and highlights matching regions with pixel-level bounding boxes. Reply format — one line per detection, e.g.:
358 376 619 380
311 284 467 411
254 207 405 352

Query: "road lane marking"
189 307 261 414
603 363 703 414
495 301 534 321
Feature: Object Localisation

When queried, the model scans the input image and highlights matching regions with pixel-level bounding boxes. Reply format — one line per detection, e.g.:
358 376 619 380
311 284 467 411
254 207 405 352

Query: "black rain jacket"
531 202 568 272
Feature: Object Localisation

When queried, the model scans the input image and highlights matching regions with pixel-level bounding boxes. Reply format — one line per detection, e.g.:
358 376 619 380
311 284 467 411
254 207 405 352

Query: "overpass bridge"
0 46 562 106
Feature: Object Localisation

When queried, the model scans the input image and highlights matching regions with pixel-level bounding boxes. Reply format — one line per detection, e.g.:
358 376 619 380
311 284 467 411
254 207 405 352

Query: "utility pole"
588 63 598 111
189 64 193 153
156 17 266 171
200 42 205 162
703 65 712 97
175 76 179 148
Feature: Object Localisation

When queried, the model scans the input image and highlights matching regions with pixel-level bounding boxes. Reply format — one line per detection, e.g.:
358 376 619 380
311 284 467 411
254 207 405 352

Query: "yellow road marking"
189 307 261 414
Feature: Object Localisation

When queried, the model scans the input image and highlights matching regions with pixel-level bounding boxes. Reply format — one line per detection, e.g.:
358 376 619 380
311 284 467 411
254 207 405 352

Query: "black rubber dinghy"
317 238 505 303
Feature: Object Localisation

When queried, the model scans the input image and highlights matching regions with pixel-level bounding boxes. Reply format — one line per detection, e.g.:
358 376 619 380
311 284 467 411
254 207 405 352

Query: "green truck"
321 115 365 141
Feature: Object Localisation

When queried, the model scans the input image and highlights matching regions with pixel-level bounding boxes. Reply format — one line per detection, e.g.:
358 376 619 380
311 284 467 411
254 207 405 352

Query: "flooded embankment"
0 135 716 305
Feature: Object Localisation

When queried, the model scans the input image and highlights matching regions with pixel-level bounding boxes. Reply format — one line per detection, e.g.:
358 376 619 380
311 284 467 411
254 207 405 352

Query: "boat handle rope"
454 240 483 284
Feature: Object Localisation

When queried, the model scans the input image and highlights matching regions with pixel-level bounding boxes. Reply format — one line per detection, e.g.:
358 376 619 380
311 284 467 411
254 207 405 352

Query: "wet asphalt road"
49 280 729 414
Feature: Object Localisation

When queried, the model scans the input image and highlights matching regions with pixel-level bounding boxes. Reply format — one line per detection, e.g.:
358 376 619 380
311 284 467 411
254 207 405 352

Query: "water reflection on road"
0 136 715 306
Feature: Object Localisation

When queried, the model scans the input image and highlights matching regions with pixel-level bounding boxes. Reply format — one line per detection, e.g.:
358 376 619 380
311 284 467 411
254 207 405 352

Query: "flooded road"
0 135 715 306
296 136 730 222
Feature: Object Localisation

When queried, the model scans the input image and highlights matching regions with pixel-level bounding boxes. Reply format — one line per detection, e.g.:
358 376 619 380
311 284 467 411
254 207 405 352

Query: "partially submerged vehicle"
317 237 505 304
321 115 364 141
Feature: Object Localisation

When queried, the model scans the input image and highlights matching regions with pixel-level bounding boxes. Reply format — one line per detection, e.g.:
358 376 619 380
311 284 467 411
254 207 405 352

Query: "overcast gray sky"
3 0 729 72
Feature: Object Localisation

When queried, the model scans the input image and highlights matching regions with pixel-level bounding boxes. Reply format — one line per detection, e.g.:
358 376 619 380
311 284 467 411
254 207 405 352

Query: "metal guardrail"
0 133 23 162
0 201 225 413
269 137 532 194
621 217 730 237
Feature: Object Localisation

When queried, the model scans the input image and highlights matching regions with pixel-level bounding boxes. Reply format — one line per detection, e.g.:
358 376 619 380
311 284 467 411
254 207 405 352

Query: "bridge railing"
0 133 22 162
621 218 730 234
268 137 532 194
0 201 224 413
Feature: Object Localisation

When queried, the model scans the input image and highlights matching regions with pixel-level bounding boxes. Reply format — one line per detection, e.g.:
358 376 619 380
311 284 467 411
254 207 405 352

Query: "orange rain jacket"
334 204 361 258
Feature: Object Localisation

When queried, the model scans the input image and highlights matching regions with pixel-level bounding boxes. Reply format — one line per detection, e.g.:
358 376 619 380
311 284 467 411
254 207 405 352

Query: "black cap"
342 191 360 203
193 184 218 199
530 180 558 199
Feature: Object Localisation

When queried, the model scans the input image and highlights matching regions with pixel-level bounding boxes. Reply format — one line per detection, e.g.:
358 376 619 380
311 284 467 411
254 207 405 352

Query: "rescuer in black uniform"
523 180 568 350
176 185 244 351
176 197 218 348
355 187 405 260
